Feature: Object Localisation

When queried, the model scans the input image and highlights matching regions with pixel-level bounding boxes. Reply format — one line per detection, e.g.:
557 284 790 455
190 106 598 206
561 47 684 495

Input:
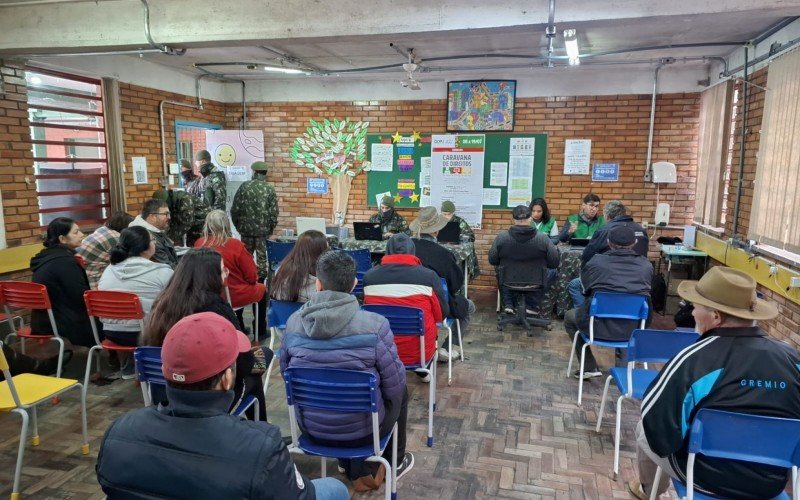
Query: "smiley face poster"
205 130 265 182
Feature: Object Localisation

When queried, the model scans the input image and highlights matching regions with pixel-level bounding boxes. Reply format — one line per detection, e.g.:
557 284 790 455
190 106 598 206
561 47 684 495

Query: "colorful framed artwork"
447 80 516 132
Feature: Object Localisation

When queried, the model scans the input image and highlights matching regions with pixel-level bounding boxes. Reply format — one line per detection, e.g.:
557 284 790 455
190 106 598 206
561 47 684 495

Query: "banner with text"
430 134 485 227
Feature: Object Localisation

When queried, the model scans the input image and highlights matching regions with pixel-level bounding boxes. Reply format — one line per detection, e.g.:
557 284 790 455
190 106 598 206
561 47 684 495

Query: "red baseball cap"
162 312 251 384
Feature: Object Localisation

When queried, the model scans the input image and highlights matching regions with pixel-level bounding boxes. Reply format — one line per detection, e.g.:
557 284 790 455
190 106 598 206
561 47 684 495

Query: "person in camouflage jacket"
369 195 409 239
231 161 279 280
153 180 209 246
441 200 480 278
196 150 227 211
180 159 203 198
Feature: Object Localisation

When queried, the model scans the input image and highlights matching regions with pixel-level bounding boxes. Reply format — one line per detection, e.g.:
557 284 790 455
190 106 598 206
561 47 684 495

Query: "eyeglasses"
155 212 171 217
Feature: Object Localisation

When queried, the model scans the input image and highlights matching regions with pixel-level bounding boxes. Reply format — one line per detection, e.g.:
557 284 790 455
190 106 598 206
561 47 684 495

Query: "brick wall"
227 94 700 288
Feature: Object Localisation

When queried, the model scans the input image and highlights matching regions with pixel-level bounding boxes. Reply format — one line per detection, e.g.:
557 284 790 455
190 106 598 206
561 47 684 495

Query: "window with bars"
26 67 109 228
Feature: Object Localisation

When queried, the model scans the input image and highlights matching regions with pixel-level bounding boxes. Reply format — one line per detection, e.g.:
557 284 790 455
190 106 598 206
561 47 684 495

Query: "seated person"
363 234 448 376
195 210 267 335
557 193 605 243
77 211 134 289
440 200 474 242
153 176 208 246
129 198 178 268
488 205 559 316
281 251 414 487
369 195 409 239
529 197 559 243
563 226 652 379
270 229 329 303
97 312 347 500
410 207 475 362
630 267 800 499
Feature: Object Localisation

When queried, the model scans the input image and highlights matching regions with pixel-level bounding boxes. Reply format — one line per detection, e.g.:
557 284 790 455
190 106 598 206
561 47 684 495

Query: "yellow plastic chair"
0 342 89 499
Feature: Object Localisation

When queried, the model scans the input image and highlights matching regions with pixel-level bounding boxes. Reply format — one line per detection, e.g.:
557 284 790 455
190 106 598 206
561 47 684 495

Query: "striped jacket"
363 254 448 365
641 326 800 498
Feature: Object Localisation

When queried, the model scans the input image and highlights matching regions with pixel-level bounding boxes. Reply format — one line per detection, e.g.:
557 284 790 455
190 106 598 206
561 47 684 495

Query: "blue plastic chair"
438 278 464 386
595 329 700 477
266 240 295 275
266 299 303 397
362 304 437 447
351 271 366 299
565 292 649 405
133 346 258 419
283 367 398 500
652 409 800 500
344 248 372 274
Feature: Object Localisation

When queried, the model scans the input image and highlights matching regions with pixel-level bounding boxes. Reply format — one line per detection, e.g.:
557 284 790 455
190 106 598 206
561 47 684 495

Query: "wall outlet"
769 265 778 277
790 277 800 289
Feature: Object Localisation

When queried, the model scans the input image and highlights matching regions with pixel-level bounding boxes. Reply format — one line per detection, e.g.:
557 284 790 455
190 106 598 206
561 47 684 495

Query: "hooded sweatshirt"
98 257 174 332
129 215 178 268
488 225 559 286
280 290 406 442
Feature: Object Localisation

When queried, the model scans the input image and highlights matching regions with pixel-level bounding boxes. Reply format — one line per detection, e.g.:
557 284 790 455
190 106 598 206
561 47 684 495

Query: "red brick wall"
227 94 700 288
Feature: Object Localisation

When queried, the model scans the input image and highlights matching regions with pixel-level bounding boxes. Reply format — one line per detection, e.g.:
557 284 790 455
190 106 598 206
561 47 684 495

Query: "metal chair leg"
78 383 89 455
566 330 580 377
53 337 65 379
30 406 39 446
613 395 624 477
11 408 29 500
447 325 453 386
427 363 434 447
391 423 398 500
650 467 663 500
578 343 589 405
456 320 464 361
596 375 613 432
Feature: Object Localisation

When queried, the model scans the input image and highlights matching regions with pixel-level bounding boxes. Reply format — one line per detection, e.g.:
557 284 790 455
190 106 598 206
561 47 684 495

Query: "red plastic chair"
2 281 66 378
83 290 144 393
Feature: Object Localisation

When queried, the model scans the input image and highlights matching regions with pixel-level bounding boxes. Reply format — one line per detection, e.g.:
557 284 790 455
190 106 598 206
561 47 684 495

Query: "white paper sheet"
132 156 148 185
490 162 508 186
564 139 592 175
510 137 535 156
370 143 394 172
482 188 502 206
375 191 392 207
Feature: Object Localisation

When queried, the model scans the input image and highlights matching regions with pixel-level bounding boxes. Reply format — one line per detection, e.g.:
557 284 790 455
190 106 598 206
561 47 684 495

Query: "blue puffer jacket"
280 290 406 442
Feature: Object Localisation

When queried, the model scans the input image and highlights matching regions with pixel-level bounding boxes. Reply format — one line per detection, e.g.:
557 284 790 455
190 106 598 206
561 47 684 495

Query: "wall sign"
306 177 329 194
592 163 620 182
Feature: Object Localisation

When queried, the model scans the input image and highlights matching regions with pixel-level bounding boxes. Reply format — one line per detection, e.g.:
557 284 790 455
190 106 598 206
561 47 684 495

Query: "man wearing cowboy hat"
410 206 475 362
628 267 800 499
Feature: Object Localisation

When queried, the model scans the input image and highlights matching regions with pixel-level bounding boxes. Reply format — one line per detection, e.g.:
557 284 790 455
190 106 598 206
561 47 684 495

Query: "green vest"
531 218 556 235
565 214 605 239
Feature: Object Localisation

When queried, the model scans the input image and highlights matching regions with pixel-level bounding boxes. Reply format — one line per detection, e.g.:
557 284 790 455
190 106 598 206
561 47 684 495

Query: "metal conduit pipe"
194 66 247 129
644 63 664 181
140 0 185 56
731 45 749 237
159 100 201 177
722 34 800 77
545 0 556 68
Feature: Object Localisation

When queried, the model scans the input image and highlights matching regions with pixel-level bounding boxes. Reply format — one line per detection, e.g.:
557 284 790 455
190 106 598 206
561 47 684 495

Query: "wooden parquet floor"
0 290 678 499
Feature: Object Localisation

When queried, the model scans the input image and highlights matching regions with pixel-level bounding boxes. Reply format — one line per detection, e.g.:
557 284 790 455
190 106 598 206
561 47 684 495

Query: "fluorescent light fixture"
263 66 305 74
29 75 42 85
564 29 580 66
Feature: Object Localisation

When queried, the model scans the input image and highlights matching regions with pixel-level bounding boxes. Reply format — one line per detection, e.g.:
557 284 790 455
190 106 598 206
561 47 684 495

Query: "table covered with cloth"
539 246 583 319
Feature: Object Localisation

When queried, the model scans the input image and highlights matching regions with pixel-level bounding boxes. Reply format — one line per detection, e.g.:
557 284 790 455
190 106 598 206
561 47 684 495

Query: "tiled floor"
0 290 678 499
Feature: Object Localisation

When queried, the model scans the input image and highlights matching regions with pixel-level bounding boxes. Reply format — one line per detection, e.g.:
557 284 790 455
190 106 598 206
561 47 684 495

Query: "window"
26 67 109 227
693 80 733 228
174 120 220 187
750 48 800 254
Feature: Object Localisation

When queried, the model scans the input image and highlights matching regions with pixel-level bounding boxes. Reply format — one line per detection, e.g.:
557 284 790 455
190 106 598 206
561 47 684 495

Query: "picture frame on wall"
447 80 516 132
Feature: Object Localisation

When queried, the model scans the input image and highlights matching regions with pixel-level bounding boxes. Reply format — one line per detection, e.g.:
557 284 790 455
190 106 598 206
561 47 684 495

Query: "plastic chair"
266 240 295 276
344 248 372 274
595 329 700 477
2 281 66 378
651 409 800 500
439 278 464 386
283 367 398 500
351 271 366 299
362 304 437 447
225 284 261 343
565 292 649 405
265 299 303 398
83 290 144 394
0 287 24 332
133 346 258 420
0 340 89 500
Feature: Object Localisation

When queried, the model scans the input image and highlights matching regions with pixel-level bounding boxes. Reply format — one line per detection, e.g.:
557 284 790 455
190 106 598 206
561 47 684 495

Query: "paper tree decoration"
290 118 371 224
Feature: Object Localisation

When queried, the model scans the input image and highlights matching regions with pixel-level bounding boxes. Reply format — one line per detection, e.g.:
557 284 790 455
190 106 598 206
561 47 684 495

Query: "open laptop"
569 237 592 247
296 217 327 236
353 222 383 241
437 221 461 244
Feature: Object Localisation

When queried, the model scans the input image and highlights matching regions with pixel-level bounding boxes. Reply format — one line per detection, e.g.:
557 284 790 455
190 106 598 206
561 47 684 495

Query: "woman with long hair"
194 210 266 334
529 197 559 242
143 248 268 420
30 217 93 347
270 230 329 302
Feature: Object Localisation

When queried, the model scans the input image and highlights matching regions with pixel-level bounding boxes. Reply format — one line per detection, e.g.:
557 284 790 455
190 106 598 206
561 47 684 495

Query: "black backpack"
651 272 667 314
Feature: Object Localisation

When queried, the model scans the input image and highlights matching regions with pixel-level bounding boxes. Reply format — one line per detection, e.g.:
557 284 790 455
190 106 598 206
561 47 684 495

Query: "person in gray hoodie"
129 199 178 268
280 250 414 486
98 226 174 347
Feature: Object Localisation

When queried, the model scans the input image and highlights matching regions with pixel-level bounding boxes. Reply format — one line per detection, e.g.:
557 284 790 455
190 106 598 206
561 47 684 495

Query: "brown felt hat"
410 206 449 235
677 266 778 321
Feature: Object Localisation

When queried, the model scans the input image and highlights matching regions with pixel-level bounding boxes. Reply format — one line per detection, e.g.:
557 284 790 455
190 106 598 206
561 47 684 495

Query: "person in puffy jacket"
281 250 415 485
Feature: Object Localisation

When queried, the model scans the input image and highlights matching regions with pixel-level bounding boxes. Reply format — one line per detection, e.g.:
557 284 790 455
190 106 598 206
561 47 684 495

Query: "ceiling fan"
400 49 421 90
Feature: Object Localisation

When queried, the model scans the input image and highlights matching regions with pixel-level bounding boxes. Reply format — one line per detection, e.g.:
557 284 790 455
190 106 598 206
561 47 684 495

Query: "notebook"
569 237 592 247
296 217 327 236
436 221 462 244
353 222 383 241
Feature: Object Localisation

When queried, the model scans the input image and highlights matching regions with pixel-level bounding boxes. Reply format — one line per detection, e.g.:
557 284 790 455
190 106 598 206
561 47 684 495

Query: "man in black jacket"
489 205 559 316
564 225 652 379
96 312 348 500
629 267 800 500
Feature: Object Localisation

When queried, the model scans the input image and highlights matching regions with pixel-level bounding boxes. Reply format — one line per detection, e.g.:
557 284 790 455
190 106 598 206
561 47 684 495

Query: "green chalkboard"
366 133 547 208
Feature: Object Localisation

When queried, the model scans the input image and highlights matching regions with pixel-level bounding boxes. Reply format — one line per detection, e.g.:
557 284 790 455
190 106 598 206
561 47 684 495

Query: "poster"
564 139 591 175
226 165 250 182
592 163 620 182
375 191 392 207
482 188 501 206
507 155 534 207
510 137 535 156
307 177 329 194
490 162 508 186
132 156 148 185
430 134 485 226
419 157 432 207
370 143 393 172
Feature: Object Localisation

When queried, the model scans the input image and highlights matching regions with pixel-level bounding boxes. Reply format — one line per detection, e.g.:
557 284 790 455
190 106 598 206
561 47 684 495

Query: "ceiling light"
564 29 580 66
263 66 305 74
29 76 42 85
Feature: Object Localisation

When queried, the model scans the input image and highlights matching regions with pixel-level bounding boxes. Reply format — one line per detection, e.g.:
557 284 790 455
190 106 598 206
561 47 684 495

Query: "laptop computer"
353 222 383 241
436 221 461 244
569 237 592 247
296 217 327 236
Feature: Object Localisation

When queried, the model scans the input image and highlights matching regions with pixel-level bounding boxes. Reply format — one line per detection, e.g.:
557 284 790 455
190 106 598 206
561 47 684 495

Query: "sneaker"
119 357 136 380
437 345 461 363
503 307 514 315
626 480 648 500
525 308 540 317
395 452 415 481
414 371 431 383
573 369 602 379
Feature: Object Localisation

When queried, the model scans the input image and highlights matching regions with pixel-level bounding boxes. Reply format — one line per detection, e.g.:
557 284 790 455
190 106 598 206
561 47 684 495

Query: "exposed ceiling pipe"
753 17 799 45
545 0 557 67
259 45 324 73
722 33 800 77
644 61 667 181
195 66 247 129
140 0 186 56
7 48 163 58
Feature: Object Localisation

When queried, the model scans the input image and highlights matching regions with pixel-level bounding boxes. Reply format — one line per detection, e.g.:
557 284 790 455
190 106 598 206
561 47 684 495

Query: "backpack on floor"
651 272 667 314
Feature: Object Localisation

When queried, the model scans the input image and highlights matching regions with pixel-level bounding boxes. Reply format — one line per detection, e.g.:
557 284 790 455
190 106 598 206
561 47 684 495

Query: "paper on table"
483 188 501 206
490 162 508 186
370 143 394 172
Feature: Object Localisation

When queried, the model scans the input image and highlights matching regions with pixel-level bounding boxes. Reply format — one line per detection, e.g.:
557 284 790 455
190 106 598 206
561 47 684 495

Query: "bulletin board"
366 133 547 208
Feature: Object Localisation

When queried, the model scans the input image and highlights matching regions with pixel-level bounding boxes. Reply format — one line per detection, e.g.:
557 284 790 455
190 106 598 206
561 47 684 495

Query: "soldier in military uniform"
195 149 227 211
441 200 480 278
152 178 209 246
180 159 203 198
230 161 279 280
368 195 409 239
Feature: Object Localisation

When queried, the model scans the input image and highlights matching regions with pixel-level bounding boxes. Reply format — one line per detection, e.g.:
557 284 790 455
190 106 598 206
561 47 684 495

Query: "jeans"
568 277 585 308
311 477 350 500
501 269 557 311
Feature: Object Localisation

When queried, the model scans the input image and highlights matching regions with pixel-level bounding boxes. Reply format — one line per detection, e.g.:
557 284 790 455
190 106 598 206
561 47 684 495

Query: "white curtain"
694 80 732 227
